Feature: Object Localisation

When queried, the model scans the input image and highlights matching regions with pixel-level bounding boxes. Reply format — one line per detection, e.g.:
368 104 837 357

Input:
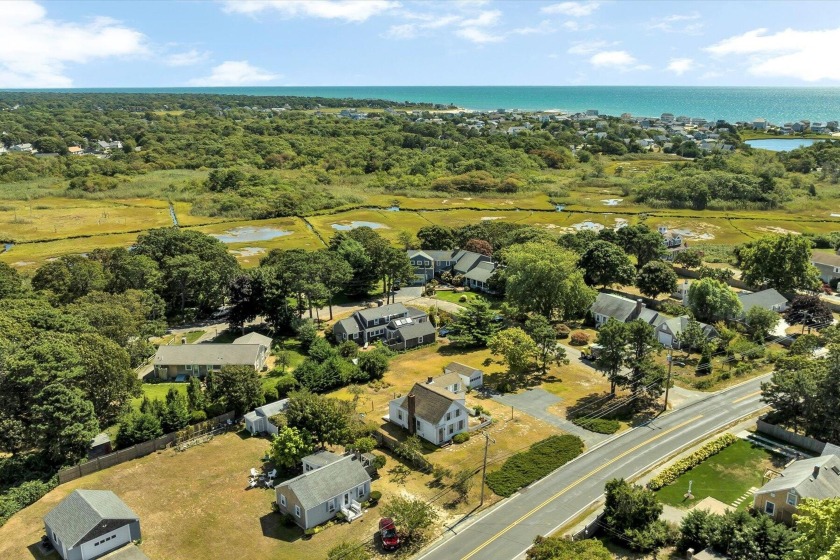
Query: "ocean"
9 86 840 125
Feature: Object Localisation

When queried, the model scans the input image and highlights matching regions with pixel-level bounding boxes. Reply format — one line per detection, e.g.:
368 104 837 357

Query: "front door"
344 493 349 506
438 427 445 442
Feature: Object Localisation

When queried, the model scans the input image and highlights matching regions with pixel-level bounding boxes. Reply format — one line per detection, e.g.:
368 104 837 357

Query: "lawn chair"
264 479 273 489
249 479 258 489
268 469 277 479
250 468 259 478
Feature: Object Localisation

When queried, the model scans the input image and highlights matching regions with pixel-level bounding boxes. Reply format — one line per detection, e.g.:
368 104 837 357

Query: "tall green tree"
791 497 840 560
116 412 163 448
687 278 743 323
75 333 139 424
207 365 264 416
595 319 628 395
636 260 678 299
269 425 314 470
745 306 781 342
602 478 663 535
32 383 99 465
739 234 821 292
449 298 500 347
526 536 612 560
381 495 440 541
525 315 569 375
579 240 636 288
161 387 191 432
489 327 538 377
31 255 106 303
417 225 457 250
502 242 595 321
624 319 665 400
285 390 350 447
616 224 666 268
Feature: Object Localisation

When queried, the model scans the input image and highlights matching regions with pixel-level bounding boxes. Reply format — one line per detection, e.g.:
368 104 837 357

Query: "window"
834 266 840 274
449 424 454 434
455 409 461 417
357 486 364 497
458 420 465 431
342 333 347 341
397 411 403 421
185 364 193 371
328 501 335 512
446 412 451 421
415 418 421 430
353 332 359 339
417 336 424 344
280 494 286 506
375 318 380 325
295 505 301 517
765 501 775 515
787 492 798 506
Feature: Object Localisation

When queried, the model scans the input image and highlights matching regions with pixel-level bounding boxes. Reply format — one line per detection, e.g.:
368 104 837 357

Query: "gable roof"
738 288 788 314
44 490 138 548
255 399 289 418
276 455 370 511
812 252 840 268
357 303 409 323
423 250 460 261
638 307 665 327
153 344 262 367
391 320 435 342
407 249 434 261
428 372 465 392
302 450 342 469
590 293 638 322
659 316 717 338
453 251 489 274
335 317 361 335
398 382 462 424
232 332 273 347
757 454 840 500
464 261 496 283
445 362 482 377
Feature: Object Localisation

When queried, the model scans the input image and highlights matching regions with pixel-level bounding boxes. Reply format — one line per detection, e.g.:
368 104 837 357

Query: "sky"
2 0 840 88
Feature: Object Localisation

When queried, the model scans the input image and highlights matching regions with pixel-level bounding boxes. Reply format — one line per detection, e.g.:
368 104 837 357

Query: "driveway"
492 388 611 447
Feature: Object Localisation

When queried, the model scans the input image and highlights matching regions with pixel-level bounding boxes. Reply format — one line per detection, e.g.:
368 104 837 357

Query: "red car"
379 517 400 551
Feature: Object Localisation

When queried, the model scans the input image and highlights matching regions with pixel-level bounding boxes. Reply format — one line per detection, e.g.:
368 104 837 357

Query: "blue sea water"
745 139 820 152
10 86 840 125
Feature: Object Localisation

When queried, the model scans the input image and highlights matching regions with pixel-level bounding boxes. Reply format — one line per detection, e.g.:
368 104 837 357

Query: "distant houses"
333 303 435 350
407 248 498 292
152 332 272 380
811 252 840 284
44 489 141 560
737 288 789 316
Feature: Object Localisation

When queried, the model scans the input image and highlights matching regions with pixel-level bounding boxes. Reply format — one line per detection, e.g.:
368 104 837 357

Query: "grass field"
656 439 783 509
134 382 188 411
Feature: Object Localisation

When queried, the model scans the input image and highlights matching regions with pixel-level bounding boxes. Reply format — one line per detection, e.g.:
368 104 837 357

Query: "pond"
211 226 292 243
331 221 387 231
745 138 821 152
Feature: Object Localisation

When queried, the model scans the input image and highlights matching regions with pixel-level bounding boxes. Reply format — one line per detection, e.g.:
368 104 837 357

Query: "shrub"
570 331 590 346
0 479 57 526
554 324 571 339
474 404 489 416
693 379 714 390
452 433 470 444
369 490 382 503
335 511 347 522
459 295 468 303
486 435 584 497
190 410 207 424
646 434 738 490
572 417 620 434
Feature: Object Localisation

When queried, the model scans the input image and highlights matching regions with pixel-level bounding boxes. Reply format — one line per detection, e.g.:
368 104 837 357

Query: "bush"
0 478 57 526
626 520 677 553
452 433 470 444
646 434 738 490
369 490 382 503
190 410 207 424
459 295 468 303
572 417 620 434
693 379 714 390
486 435 584 497
570 331 590 346
275 376 298 398
554 324 571 339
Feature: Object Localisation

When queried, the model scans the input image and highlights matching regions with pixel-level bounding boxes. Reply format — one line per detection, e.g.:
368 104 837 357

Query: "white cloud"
187 60 280 86
456 27 503 44
567 40 614 55
666 57 695 75
222 0 399 22
647 13 703 34
541 2 600 17
165 49 210 67
706 27 840 81
461 10 501 28
387 5 550 44
561 20 594 32
589 50 649 71
0 1 147 87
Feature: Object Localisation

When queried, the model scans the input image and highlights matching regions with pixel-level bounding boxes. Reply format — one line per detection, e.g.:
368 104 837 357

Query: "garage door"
79 525 130 560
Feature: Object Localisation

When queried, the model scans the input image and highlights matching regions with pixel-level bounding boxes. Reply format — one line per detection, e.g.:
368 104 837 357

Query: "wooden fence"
58 411 236 484
756 417 827 455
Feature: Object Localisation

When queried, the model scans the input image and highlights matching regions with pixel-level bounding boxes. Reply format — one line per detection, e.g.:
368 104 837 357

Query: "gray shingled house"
753 454 840 525
444 362 484 389
657 316 718 349
333 303 435 350
590 293 663 328
243 398 289 435
275 453 371 530
812 252 840 283
406 249 497 292
152 332 271 379
737 288 788 316
388 380 470 445
44 489 141 560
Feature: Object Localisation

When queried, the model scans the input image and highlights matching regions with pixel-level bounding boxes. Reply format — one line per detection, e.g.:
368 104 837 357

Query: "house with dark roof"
333 303 435 350
275 453 371 529
444 362 484 389
811 252 840 283
590 293 663 328
753 454 840 525
388 379 470 445
152 332 271 380
406 249 498 292
738 288 789 316
243 398 289 435
656 316 718 349
44 489 140 560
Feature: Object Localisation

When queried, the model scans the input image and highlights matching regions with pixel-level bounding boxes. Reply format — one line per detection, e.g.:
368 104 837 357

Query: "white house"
388 380 470 445
443 362 484 389
44 489 141 560
243 399 289 435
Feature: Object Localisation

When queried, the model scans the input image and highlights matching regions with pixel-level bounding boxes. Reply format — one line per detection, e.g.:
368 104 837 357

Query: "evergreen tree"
449 298 500 347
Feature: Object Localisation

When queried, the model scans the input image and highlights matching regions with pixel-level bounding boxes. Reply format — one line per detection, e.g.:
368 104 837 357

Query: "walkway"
491 388 611 447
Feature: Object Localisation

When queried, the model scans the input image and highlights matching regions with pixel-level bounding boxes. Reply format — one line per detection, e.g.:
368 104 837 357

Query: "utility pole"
662 347 673 413
479 431 495 507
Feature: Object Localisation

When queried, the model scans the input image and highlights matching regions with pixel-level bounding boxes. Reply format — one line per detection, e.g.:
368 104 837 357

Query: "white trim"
765 500 775 515
295 504 301 517
280 494 286 506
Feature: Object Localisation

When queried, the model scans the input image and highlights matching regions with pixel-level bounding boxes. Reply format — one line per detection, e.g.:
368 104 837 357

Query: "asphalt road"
415 375 770 560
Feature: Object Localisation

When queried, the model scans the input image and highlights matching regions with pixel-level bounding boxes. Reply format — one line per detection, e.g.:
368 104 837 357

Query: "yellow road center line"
460 415 704 560
733 390 762 404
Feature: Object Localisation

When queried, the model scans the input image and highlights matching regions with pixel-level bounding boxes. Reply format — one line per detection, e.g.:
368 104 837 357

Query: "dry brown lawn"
0 433 390 560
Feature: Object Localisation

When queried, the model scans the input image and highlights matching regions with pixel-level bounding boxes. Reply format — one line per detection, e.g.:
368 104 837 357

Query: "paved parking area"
492 388 611 447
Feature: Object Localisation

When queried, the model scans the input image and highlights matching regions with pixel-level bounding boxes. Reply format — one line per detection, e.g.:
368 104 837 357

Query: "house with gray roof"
44 489 140 560
590 293 663 328
152 336 270 380
444 362 484 389
738 288 788 316
812 252 840 283
232 332 273 348
753 454 840 525
388 380 469 445
275 453 371 529
243 398 289 435
656 316 718 349
333 303 435 350
406 248 498 291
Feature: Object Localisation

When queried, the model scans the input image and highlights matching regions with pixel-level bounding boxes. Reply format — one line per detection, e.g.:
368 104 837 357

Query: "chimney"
814 465 821 478
635 299 645 318
407 393 416 435
686 549 694 560
181 336 187 345
427 376 434 384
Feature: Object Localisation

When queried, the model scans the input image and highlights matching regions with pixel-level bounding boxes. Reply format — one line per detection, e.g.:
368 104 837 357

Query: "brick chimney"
407 393 416 435
635 299 645 319
814 465 821 478
427 376 434 384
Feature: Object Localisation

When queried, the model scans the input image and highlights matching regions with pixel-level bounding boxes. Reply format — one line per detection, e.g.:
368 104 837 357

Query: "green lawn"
434 290 500 308
656 439 780 509
134 382 188 410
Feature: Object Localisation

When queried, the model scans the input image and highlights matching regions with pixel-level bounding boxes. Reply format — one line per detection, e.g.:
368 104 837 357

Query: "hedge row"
0 478 57 527
572 417 621 434
486 435 584 497
646 433 739 491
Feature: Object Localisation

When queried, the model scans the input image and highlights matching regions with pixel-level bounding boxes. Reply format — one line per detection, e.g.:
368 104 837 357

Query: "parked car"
379 517 400 551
